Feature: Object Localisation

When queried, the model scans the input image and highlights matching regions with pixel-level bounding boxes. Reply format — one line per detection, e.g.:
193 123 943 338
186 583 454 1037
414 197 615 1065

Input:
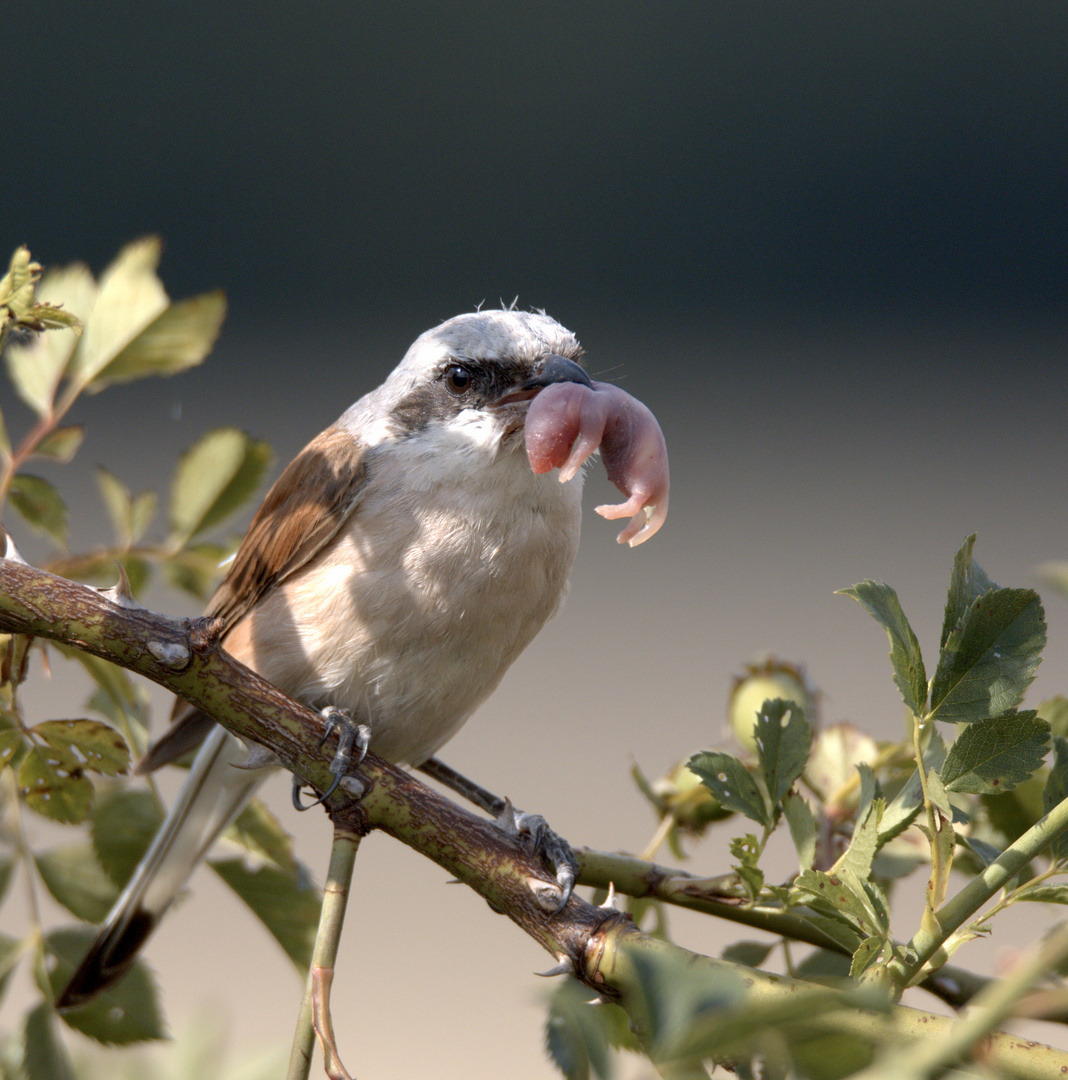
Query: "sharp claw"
294 708 370 811
505 807 577 913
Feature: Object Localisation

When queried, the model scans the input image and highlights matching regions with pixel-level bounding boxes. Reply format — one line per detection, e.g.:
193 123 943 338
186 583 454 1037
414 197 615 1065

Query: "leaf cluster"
0 244 317 1072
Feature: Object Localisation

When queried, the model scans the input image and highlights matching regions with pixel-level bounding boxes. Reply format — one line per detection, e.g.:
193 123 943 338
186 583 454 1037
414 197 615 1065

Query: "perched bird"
57 309 668 1008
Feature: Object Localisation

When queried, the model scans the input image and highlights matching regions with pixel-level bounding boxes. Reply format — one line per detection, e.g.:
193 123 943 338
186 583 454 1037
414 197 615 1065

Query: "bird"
56 308 632 1009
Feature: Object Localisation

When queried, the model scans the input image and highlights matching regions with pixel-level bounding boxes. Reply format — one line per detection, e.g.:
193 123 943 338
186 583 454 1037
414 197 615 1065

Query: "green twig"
288 827 361 1080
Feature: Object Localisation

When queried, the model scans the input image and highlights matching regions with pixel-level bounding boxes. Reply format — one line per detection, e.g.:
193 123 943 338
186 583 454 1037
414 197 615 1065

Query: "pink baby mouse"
525 379 669 546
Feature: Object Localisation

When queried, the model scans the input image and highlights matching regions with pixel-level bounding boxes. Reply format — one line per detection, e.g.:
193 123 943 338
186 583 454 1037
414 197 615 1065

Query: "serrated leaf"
941 711 1050 794
91 787 164 888
60 650 151 749
783 790 816 871
9 473 68 546
1043 736 1068 864
210 857 320 972
45 927 165 1044
687 752 770 827
86 290 226 391
0 247 42 315
35 844 120 922
23 1001 76 1080
850 935 893 981
168 428 271 543
832 793 885 880
792 869 883 937
33 718 130 776
66 238 169 389
941 535 997 651
753 698 810 806
31 426 83 463
929 588 1046 724
18 746 93 823
3 262 96 417
839 581 927 716
1013 884 1068 905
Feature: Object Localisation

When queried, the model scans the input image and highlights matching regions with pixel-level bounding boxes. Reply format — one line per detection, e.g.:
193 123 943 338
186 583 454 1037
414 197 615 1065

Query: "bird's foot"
292 707 371 810
497 800 577 913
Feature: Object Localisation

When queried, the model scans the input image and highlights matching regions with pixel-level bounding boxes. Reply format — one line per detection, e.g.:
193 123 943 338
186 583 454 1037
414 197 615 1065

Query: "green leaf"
9 474 68 546
832 791 885 880
95 467 158 547
23 1001 76 1080
928 588 1046 724
838 580 927 716
1043 736 1068 864
783 790 817 872
792 869 887 938
941 711 1050 794
18 746 93 823
729 834 764 902
879 727 947 843
721 941 775 968
223 798 298 873
849 935 893 981
546 975 633 1080
0 247 42 317
687 751 770 827
168 428 271 543
3 262 96 417
210 856 321 972
86 290 226 391
63 650 151 749
940 534 996 651
33 718 130 777
44 927 165 1044
1013 884 1068 905
66 237 169 389
91 788 164 888
35 844 120 922
753 698 810 806
0 729 23 769
31 426 84 464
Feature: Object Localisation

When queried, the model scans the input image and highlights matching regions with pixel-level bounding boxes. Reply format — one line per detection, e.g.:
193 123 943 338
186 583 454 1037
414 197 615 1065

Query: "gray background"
3 4 1067 1076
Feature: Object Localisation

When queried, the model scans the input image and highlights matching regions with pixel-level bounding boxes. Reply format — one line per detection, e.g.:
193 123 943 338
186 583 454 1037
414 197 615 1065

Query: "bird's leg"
288 826 361 1080
293 707 371 811
417 757 577 912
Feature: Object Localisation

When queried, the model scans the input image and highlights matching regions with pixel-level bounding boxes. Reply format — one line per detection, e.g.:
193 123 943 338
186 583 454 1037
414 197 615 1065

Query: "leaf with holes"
33 719 130 777
687 752 770 827
753 698 810 806
18 746 93 823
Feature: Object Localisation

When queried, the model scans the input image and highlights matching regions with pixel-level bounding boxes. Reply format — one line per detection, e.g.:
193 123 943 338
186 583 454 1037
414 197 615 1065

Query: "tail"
56 726 269 1009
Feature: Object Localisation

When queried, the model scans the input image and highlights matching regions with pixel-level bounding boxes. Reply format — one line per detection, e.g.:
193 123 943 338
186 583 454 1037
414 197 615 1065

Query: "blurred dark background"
4 4 1068 1076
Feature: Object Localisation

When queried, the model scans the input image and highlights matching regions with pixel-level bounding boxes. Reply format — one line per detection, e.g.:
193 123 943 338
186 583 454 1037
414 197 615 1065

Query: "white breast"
224 430 583 765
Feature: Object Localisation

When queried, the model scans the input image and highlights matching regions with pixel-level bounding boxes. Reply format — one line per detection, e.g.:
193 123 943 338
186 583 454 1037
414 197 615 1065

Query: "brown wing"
137 423 369 773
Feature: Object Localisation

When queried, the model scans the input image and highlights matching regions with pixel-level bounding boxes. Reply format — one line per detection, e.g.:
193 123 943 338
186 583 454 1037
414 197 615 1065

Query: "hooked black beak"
524 354 592 392
495 354 592 407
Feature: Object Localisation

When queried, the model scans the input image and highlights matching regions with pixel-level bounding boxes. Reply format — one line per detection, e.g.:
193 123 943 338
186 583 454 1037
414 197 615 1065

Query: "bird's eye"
444 364 473 395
